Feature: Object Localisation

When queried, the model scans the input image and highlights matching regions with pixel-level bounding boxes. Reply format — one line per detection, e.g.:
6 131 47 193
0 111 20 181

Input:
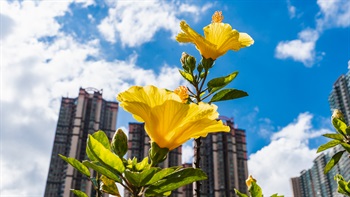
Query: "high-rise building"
181 163 194 197
125 122 182 197
291 146 350 197
198 117 248 197
293 67 350 197
290 177 302 197
44 88 118 197
329 70 350 124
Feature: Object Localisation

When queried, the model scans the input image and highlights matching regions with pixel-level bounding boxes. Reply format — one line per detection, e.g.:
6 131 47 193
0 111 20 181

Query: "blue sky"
1 0 349 196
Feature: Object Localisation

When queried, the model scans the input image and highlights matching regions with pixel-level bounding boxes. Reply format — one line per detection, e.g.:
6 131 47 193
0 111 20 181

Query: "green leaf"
234 189 249 197
125 168 159 187
86 145 98 161
86 131 110 162
270 194 284 197
249 181 263 197
346 127 350 136
207 71 238 93
179 70 194 84
341 143 350 153
146 168 177 185
87 135 125 174
135 157 150 171
59 154 90 177
332 118 348 136
323 133 344 140
324 150 345 174
92 130 111 150
100 175 121 196
317 140 342 153
210 89 248 103
82 161 121 183
71 190 88 197
162 191 172 196
145 168 207 195
335 174 345 182
336 177 350 195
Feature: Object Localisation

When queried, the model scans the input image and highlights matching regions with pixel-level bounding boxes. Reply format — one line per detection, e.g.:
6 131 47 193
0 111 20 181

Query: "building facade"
44 88 118 197
125 122 182 197
198 117 248 197
291 146 350 197
329 71 350 124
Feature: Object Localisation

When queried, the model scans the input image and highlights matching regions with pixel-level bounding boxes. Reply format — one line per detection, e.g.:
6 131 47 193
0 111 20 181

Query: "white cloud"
0 1 186 195
182 141 194 164
248 113 331 196
317 0 350 30
97 0 211 47
179 2 213 15
286 0 296 18
277 0 349 67
275 29 319 67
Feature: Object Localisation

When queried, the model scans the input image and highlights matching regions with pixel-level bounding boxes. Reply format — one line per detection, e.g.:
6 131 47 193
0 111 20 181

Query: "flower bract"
176 11 254 60
117 85 230 150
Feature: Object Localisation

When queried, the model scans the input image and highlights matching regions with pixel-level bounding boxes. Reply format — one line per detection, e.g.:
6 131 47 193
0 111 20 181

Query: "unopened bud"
180 52 189 66
186 56 196 72
180 52 196 72
111 128 128 158
332 109 344 120
246 175 256 188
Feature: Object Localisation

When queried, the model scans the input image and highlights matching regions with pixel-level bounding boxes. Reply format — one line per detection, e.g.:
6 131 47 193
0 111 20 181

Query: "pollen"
212 11 224 23
174 86 189 103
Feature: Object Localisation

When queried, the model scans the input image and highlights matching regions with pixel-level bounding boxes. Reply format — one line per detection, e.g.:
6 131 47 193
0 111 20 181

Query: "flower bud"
180 52 189 66
186 56 196 72
149 142 169 166
111 128 128 158
332 109 344 120
180 52 196 72
246 175 256 188
174 86 189 103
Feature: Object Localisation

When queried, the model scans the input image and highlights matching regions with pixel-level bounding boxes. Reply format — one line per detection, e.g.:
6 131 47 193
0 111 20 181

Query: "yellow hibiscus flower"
176 11 254 60
117 85 230 150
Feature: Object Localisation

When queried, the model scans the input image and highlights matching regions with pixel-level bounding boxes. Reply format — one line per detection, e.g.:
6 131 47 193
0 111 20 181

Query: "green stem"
193 70 209 197
95 173 102 197
198 69 209 93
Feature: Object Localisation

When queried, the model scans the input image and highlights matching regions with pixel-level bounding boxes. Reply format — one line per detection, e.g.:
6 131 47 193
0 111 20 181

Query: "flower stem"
193 69 209 197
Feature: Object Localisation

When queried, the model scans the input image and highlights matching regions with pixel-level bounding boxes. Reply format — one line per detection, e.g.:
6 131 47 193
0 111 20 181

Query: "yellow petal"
168 120 229 150
204 23 237 47
176 21 218 59
239 32 254 47
175 12 254 59
117 86 230 150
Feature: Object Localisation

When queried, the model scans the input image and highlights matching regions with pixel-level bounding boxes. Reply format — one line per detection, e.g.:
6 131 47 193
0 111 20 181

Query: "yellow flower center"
211 11 223 23
174 86 189 103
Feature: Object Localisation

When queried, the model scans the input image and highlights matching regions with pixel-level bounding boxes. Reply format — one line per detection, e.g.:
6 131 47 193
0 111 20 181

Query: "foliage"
61 130 207 196
318 109 350 196
334 174 350 195
234 175 284 197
